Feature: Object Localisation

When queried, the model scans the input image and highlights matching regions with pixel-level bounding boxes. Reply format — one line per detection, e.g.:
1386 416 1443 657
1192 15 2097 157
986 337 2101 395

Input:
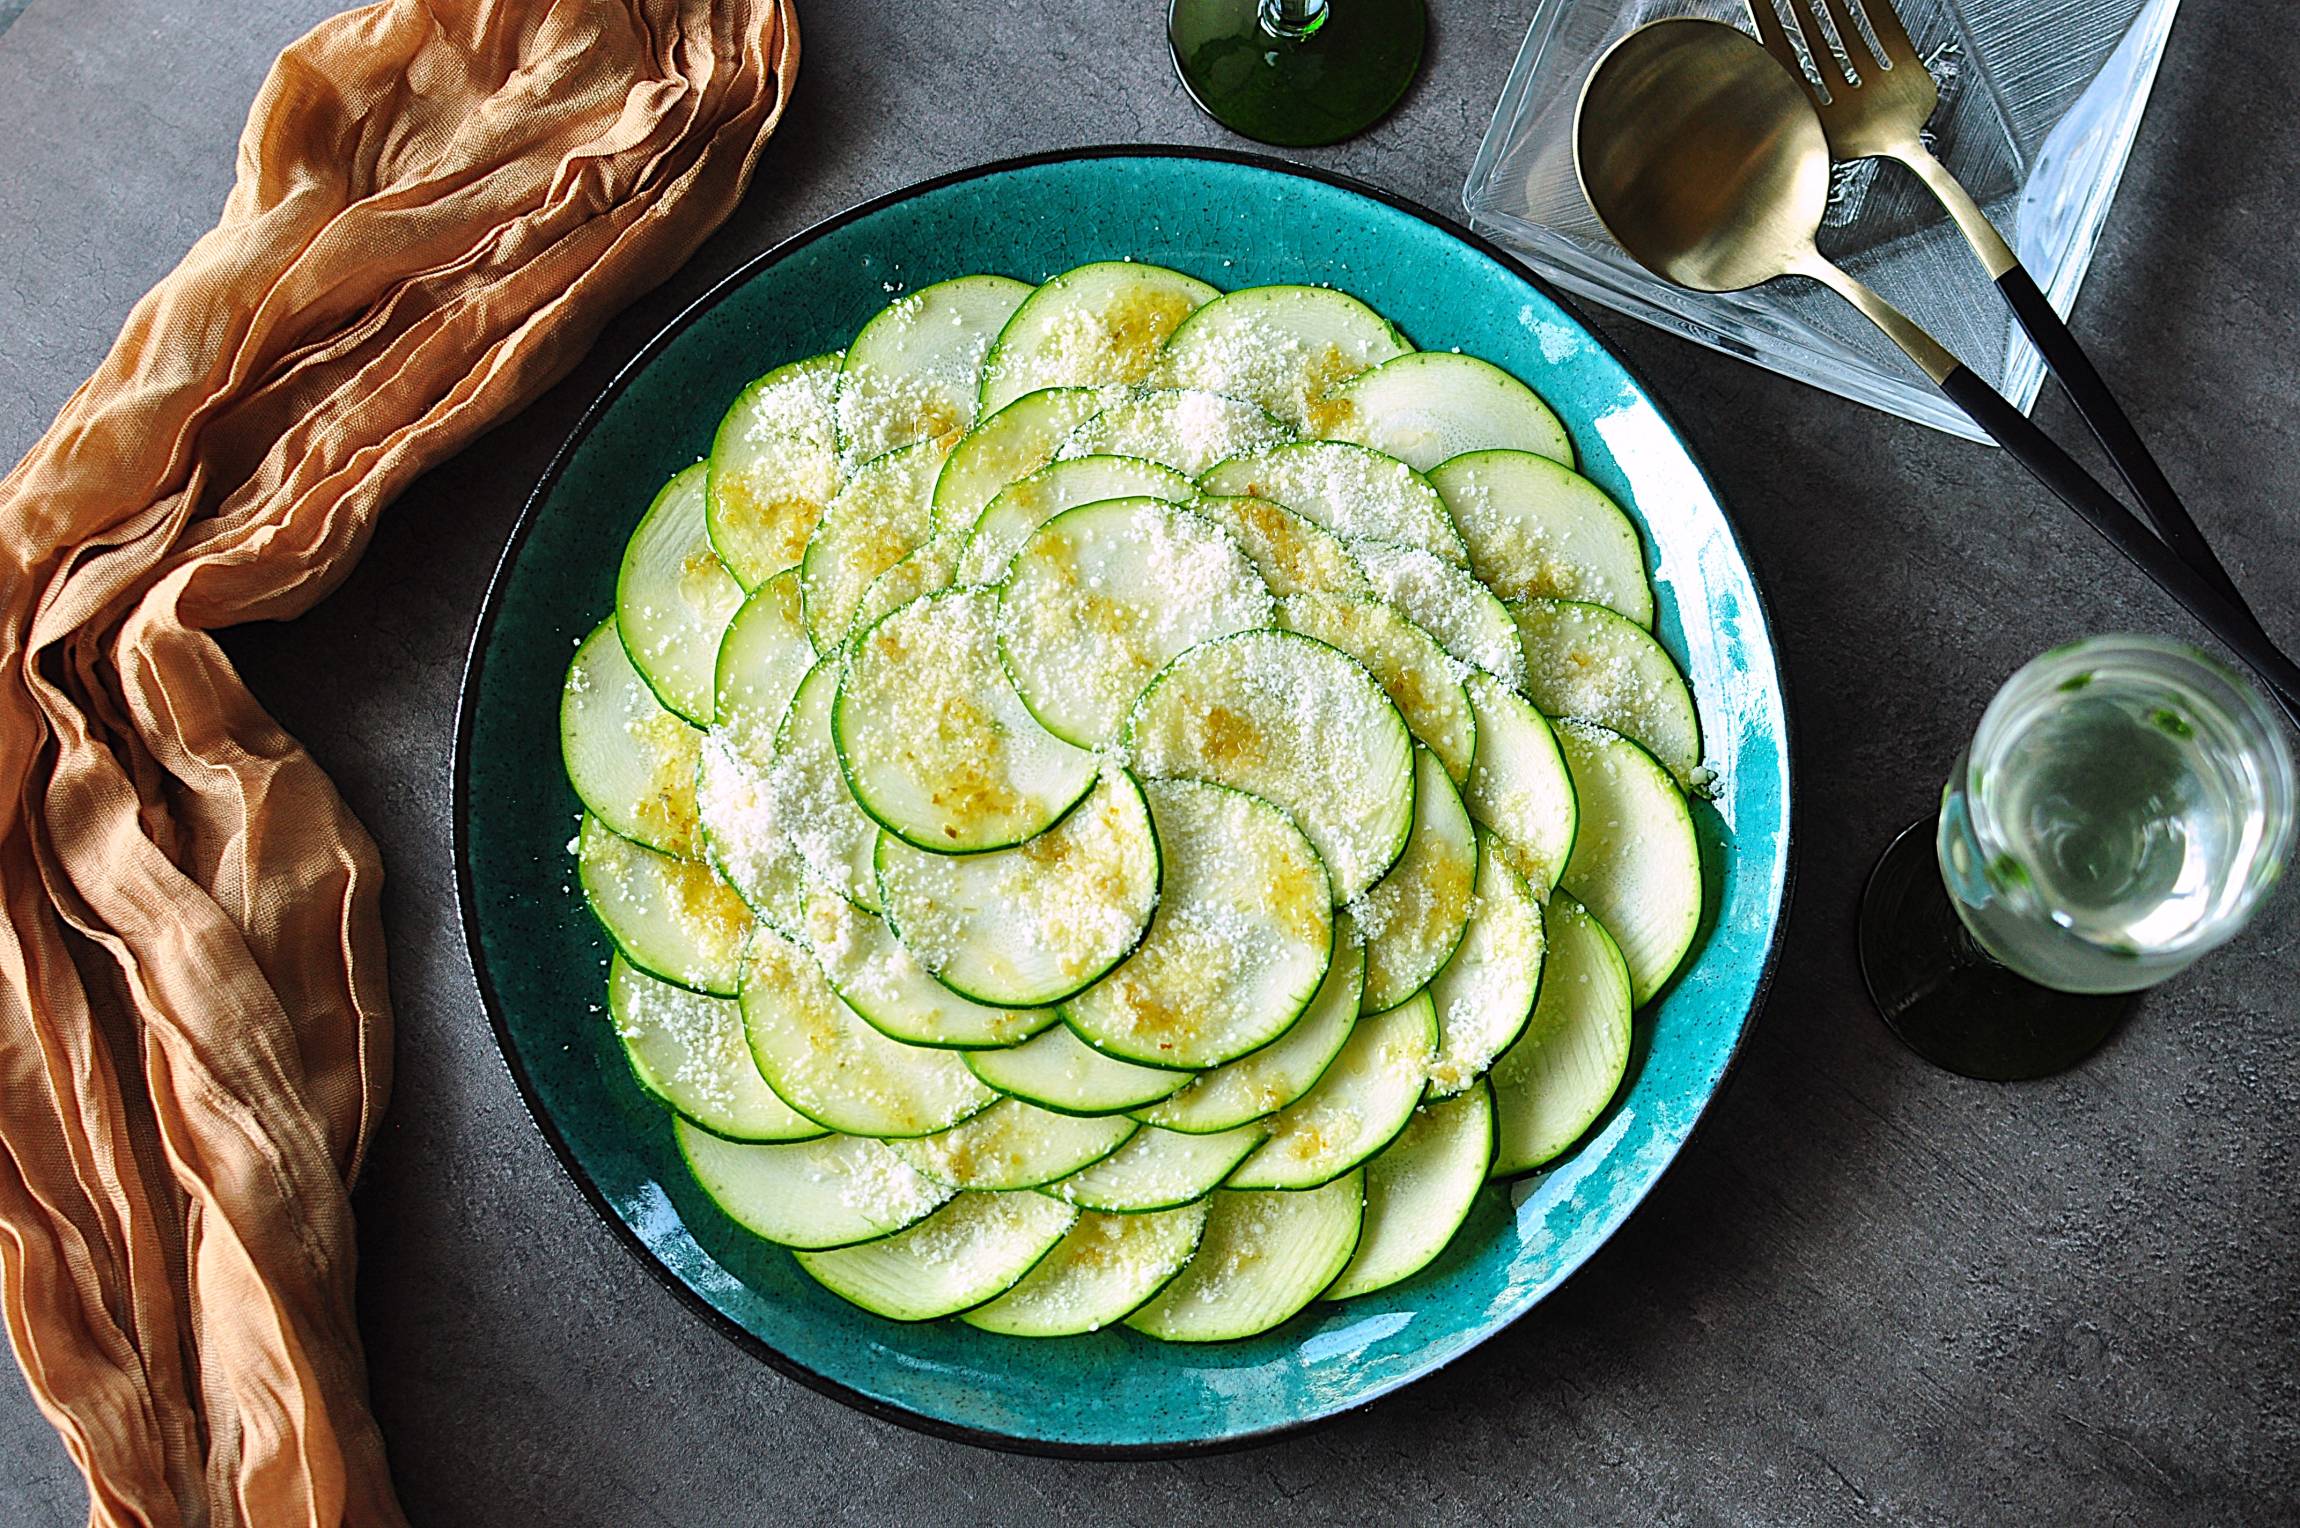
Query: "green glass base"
1168 0 1427 149
1858 815 2135 1081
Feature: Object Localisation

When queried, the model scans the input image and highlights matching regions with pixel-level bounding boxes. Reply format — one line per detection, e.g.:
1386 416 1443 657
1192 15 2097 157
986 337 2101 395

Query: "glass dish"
1465 0 2181 440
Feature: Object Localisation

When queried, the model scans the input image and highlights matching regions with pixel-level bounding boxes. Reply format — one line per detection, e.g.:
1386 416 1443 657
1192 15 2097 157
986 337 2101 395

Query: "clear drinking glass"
1861 635 2295 1078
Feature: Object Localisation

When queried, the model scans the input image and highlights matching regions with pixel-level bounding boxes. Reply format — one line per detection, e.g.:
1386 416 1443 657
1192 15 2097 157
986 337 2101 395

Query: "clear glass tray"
1464 0 2180 440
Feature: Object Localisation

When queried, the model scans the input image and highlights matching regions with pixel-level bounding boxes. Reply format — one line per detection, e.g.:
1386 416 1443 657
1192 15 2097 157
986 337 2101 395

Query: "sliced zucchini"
1326 1082 1495 1300
797 880 1055 1049
1462 670 1578 899
999 497 1272 746
1273 592 1476 787
769 660 882 911
706 352 841 588
739 924 994 1138
1555 722 1703 1006
1324 351 1573 471
577 814 751 997
562 616 703 857
980 261 1220 413
962 1202 1210 1336
930 385 1119 534
964 1025 1191 1116
835 275 1035 467
1056 387 1292 478
957 453 1198 586
610 956 821 1142
1190 494 1370 598
835 589 1099 853
712 570 814 758
1511 598 1702 786
795 1191 1078 1321
847 527 964 645
1152 284 1411 431
890 1098 1137 1190
693 734 806 936
1425 830 1546 1097
1045 1123 1265 1214
798 439 940 651
1428 449 1653 626
1124 628 1413 904
875 770 1160 1008
1134 928 1365 1135
1490 892 1634 1176
675 1119 949 1250
1228 993 1436 1190
1349 539 1525 687
1125 1175 1364 1342
1357 747 1477 1014
616 463 747 725
1198 441 1466 565
1063 779 1333 1069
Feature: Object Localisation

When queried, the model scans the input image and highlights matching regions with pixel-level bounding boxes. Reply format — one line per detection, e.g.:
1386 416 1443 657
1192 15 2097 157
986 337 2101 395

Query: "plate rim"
451 143 1796 1460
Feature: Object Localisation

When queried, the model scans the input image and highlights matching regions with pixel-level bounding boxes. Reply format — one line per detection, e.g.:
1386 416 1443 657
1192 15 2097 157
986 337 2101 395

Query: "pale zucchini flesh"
692 733 806 936
1189 493 1370 598
617 463 747 725
965 1023 1192 1116
794 1190 1078 1320
1357 747 1478 1014
1044 1122 1266 1214
676 1119 950 1250
1274 592 1476 788
1555 722 1703 1007
980 260 1219 413
770 660 884 911
1462 670 1578 899
562 616 704 858
1490 892 1634 1176
1425 829 1547 1097
1349 539 1525 686
958 452 1198 586
1326 1081 1495 1300
1325 350 1573 471
1512 597 1702 786
1152 283 1411 432
707 352 841 589
1056 387 1292 478
799 439 941 651
611 956 821 1142
1227 993 1436 1190
1133 930 1365 1135
711 570 814 758
930 384 1120 534
1199 440 1466 564
578 814 752 997
1429 449 1653 626
836 275 1035 467
962 1202 1210 1336
890 1098 1138 1191
1125 1175 1365 1342
797 881 1055 1049
848 527 964 643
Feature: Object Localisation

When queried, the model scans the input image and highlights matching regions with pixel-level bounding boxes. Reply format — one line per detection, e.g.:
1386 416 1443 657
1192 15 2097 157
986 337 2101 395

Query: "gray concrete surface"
3 1 2297 1522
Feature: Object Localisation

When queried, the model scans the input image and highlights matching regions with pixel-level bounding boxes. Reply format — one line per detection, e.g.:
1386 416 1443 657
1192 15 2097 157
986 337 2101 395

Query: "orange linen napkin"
0 2 799 1522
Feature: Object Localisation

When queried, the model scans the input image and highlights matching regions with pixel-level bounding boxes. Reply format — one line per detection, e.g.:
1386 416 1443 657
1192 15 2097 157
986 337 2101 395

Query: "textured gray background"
3 1 2297 1523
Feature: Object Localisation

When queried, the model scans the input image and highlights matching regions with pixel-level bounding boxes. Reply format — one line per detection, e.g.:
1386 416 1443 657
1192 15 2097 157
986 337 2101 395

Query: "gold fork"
1751 0 2264 638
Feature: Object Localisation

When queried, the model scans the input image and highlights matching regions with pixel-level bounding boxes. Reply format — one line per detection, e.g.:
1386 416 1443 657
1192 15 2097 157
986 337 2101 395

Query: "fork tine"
1815 0 1882 76
1746 0 1807 83
1786 0 1851 84
1854 0 1923 70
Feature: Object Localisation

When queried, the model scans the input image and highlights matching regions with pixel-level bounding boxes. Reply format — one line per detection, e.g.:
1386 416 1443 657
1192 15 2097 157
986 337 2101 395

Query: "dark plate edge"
448 143 1798 1462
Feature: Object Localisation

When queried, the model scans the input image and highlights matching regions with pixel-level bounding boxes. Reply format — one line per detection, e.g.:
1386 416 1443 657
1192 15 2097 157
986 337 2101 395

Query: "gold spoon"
1573 17 2300 720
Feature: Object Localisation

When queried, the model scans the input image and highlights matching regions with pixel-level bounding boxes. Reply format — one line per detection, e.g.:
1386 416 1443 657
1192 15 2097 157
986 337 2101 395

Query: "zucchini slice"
964 1025 1191 1116
962 1202 1210 1336
1326 1081 1495 1300
610 956 821 1142
1125 1175 1364 1342
1062 779 1333 1069
1358 747 1478 1014
1554 722 1703 1006
1490 892 1634 1176
1349 539 1526 687
739 924 995 1138
958 453 1198 586
835 275 1035 467
847 527 964 647
795 1191 1078 1321
1190 494 1370 598
577 814 752 997
1045 1123 1265 1213
1227 993 1436 1190
1325 351 1573 471
1425 829 1546 1097
1462 670 1578 898
1511 598 1702 786
1428 449 1653 626
890 1098 1138 1191
562 616 703 858
1199 441 1466 565
712 570 814 758
1124 628 1414 904
706 352 841 589
798 439 941 651
675 1119 950 1250
693 734 806 936
1056 387 1292 477
1273 592 1476 788
980 260 1220 412
999 497 1272 746
836 589 1100 853
875 769 1160 1008
931 385 1119 534
617 463 747 725
1134 929 1365 1135
1152 284 1410 431
797 880 1056 1049
770 660 883 911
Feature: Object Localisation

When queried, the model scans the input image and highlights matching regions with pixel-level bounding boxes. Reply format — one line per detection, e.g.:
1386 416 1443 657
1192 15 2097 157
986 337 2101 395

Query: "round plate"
455 148 1792 1455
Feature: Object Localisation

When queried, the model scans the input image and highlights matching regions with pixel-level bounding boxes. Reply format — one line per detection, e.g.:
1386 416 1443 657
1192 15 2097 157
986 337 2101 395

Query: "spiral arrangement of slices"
559 263 1707 1340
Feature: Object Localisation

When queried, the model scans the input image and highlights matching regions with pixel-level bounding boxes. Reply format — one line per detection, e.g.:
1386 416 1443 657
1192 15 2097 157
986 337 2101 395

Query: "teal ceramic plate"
456 148 1792 1455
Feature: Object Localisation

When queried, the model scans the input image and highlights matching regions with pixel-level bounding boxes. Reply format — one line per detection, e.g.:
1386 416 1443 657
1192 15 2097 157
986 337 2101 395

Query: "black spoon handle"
1938 364 2300 728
